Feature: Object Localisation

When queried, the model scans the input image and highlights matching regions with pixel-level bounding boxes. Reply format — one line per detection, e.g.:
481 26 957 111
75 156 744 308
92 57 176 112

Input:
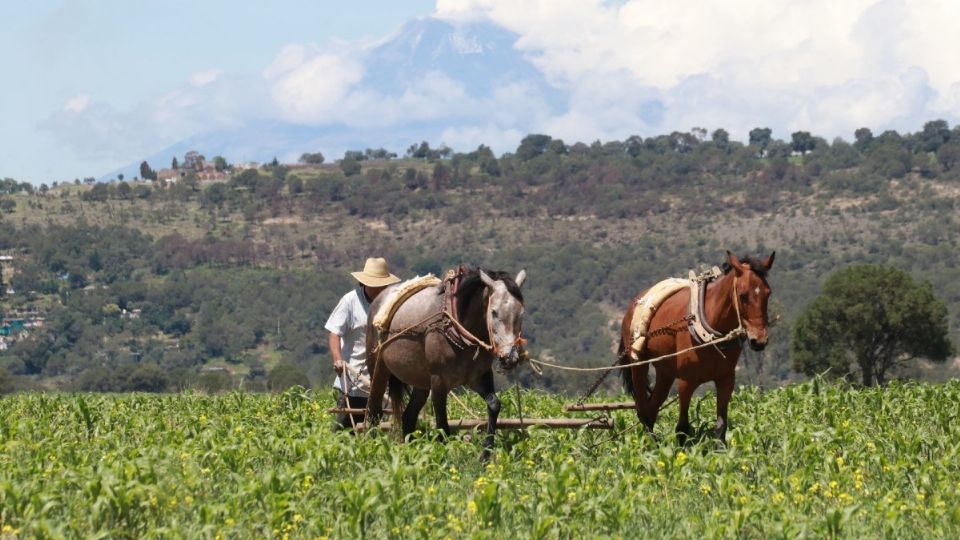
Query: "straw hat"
351 257 400 287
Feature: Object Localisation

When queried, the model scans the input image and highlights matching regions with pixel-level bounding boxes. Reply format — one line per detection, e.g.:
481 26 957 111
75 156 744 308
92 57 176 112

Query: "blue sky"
4 1 960 184
1 1 434 182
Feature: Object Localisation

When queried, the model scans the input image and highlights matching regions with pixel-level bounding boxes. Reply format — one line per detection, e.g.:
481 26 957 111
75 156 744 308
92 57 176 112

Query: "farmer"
326 257 400 430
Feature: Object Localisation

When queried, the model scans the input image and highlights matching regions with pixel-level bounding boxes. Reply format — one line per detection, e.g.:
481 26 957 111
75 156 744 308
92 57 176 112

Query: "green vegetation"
3 120 960 392
792 265 953 385
1 382 959 537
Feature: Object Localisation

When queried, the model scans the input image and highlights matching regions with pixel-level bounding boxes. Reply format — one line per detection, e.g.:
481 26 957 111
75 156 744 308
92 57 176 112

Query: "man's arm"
329 332 344 374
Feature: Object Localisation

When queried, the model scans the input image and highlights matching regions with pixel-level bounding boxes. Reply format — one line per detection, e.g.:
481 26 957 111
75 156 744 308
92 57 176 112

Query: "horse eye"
491 309 499 317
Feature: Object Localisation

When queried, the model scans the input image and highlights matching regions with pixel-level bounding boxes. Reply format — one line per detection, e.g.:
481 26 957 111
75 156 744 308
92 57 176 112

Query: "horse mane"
455 266 524 317
721 255 769 279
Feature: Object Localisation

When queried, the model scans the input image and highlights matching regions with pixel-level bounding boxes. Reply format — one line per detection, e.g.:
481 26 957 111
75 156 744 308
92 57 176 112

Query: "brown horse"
619 251 774 444
365 266 527 458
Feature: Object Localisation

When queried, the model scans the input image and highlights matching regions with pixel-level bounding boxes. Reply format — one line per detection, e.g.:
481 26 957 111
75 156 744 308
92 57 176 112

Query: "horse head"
479 269 527 368
727 251 775 351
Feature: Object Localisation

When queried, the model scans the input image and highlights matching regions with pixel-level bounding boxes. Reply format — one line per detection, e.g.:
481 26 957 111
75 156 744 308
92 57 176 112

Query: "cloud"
189 69 222 87
436 0 960 141
265 44 365 123
39 0 960 179
63 94 90 113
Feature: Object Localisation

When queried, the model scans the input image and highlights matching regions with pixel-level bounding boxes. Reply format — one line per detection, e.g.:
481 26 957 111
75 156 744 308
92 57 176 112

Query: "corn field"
1 380 959 538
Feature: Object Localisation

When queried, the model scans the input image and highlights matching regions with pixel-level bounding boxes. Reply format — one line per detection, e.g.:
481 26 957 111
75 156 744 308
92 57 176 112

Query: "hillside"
3 125 960 393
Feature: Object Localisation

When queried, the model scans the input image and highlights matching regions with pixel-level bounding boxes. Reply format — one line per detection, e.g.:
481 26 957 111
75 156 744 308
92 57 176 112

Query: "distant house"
235 161 260 170
197 169 228 181
157 168 183 182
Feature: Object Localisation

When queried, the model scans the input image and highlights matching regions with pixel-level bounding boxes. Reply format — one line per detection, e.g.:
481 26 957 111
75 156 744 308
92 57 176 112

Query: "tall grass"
1 381 958 538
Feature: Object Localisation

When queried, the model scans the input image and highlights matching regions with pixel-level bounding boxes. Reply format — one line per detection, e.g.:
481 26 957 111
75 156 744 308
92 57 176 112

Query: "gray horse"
365 266 527 458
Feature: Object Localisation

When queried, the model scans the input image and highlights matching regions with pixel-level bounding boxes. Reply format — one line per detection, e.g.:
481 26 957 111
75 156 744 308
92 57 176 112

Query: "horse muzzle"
748 337 767 351
496 345 525 371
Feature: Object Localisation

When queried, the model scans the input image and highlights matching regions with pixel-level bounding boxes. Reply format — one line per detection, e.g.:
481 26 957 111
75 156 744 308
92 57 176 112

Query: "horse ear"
762 251 776 270
726 250 744 276
479 270 497 288
515 269 527 288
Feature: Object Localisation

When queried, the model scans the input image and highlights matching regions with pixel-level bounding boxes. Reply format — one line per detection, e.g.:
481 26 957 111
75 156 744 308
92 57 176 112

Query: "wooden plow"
327 402 630 432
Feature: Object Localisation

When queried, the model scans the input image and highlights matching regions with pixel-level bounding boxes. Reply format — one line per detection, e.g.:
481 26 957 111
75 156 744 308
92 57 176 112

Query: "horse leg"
430 376 451 439
402 388 429 438
643 372 675 433
629 364 649 425
675 379 695 445
715 375 735 444
365 353 390 425
470 371 501 461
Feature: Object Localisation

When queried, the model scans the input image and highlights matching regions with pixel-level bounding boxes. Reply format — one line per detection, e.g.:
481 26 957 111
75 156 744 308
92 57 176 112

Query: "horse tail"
618 337 634 395
387 375 409 429
619 337 649 405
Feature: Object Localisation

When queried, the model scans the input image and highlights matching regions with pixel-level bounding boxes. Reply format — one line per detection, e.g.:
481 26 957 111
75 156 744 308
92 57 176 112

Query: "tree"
298 152 325 165
140 161 157 181
213 156 228 172
711 128 730 148
854 127 873 152
791 265 952 386
172 157 179 170
516 134 553 161
919 119 951 153
340 158 361 177
116 181 131 200
748 127 772 155
790 131 815 154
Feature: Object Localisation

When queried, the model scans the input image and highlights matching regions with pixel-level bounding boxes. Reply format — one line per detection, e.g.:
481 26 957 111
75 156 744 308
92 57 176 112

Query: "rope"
449 391 482 418
534 275 748 376
528 327 745 374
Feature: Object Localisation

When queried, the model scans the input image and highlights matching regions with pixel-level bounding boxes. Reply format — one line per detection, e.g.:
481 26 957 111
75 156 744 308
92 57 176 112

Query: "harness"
628 267 746 360
370 266 525 362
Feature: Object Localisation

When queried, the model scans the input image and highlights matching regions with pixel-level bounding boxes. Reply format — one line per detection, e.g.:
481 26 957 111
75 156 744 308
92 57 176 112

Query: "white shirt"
325 287 372 397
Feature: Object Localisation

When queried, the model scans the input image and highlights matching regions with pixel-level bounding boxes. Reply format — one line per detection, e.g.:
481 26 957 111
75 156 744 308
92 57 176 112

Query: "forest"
2 120 960 394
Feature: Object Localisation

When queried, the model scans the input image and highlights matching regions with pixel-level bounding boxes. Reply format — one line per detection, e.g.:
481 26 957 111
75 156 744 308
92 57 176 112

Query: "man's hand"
329 332 344 374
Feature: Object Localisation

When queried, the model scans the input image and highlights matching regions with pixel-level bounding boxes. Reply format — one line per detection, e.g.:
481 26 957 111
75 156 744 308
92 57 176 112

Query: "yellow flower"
772 492 785 503
674 451 687 466
567 491 577 502
475 476 489 488
225 518 236 526
184 495 194 505
467 500 478 514
656 460 665 469
699 484 712 495
835 456 844 468
916 493 926 502
293 514 304 523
